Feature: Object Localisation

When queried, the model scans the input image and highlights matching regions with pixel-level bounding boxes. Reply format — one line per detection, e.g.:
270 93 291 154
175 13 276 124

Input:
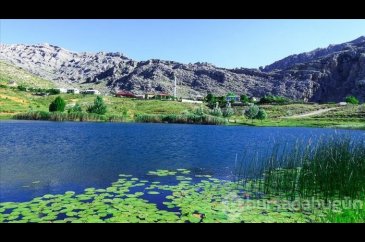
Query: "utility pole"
173 75 177 99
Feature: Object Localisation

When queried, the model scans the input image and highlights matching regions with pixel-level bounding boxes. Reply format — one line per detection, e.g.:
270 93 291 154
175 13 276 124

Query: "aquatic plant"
135 114 227 125
236 135 365 202
0 169 317 223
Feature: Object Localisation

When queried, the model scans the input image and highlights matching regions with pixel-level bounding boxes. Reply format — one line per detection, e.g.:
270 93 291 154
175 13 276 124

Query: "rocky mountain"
263 36 365 72
1 37 365 102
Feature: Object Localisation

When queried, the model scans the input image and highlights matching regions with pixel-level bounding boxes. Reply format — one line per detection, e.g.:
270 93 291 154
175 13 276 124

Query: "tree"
49 96 66 112
68 103 82 113
48 88 61 95
240 94 249 104
256 109 268 123
345 96 359 105
244 105 259 123
206 93 215 103
87 96 107 115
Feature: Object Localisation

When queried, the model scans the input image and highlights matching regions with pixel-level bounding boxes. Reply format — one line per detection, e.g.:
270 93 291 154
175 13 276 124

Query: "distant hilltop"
1 36 365 102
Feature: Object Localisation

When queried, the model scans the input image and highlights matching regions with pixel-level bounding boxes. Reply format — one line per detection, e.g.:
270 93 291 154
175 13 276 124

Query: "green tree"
240 94 249 104
68 103 82 113
87 96 107 115
49 96 66 112
345 96 359 105
256 109 268 123
244 105 259 123
206 93 214 103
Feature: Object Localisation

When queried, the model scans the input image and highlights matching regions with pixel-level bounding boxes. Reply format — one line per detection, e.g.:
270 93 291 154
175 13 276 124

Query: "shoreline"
2 116 364 130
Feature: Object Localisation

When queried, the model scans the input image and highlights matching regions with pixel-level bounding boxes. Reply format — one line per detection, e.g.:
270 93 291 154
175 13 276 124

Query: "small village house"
67 88 80 94
82 89 101 95
8 80 17 87
115 90 136 98
226 93 240 102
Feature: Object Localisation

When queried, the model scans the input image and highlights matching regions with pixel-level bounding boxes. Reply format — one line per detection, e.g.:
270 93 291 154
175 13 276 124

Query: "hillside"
1 37 365 102
0 61 55 88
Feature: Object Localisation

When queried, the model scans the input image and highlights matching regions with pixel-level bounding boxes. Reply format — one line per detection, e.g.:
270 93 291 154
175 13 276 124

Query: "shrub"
256 109 268 122
345 96 359 105
244 105 259 122
49 96 66 112
17 85 27 91
48 88 61 95
210 106 223 116
240 94 249 104
223 107 234 117
87 96 107 115
68 103 82 113
259 95 289 104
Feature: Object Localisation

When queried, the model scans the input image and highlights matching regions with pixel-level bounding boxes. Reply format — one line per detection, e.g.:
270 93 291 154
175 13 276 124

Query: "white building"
67 88 80 94
55 88 67 93
338 102 347 106
181 99 203 104
83 89 101 95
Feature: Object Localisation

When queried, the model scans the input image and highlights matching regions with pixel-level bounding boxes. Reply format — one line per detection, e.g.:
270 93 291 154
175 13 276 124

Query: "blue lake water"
0 120 364 202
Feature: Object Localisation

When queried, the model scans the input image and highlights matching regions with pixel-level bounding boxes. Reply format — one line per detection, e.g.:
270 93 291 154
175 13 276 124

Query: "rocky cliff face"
1 37 365 102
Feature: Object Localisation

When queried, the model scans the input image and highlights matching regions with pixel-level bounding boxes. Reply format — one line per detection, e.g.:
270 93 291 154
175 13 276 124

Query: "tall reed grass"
235 135 365 201
13 111 127 122
135 113 227 125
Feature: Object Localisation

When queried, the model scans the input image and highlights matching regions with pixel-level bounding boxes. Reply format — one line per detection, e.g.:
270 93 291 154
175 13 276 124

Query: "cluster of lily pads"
0 169 319 223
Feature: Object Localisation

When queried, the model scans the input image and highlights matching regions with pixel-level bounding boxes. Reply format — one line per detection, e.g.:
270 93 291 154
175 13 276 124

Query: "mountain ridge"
1 37 365 102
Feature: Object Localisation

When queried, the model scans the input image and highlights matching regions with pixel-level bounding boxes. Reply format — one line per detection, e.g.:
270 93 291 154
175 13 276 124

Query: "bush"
259 95 289 104
240 94 249 104
49 96 66 112
87 96 107 115
210 106 223 116
244 105 259 121
345 96 359 105
17 85 27 91
68 103 82 113
256 109 268 122
223 107 234 117
48 88 61 95
193 106 205 116
357 104 365 113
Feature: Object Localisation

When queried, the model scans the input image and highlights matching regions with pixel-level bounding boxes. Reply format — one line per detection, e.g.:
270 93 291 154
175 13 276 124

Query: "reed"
236 135 365 201
13 111 126 122
135 113 227 125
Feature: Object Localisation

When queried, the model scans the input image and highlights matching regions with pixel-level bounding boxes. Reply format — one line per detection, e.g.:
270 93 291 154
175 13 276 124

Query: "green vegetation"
0 169 320 223
240 94 249 104
68 103 82 113
256 109 268 123
135 113 227 125
244 105 260 122
49 96 66 112
87 96 107 115
345 95 360 105
259 95 290 104
234 135 365 223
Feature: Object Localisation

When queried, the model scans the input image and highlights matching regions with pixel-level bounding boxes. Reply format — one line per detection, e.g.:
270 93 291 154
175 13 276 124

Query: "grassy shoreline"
4 113 365 130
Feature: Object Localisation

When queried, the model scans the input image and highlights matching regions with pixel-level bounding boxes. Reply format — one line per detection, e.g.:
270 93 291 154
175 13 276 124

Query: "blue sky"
1 19 365 68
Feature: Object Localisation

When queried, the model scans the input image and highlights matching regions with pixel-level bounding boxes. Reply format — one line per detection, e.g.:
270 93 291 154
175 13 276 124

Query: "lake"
1 121 364 203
